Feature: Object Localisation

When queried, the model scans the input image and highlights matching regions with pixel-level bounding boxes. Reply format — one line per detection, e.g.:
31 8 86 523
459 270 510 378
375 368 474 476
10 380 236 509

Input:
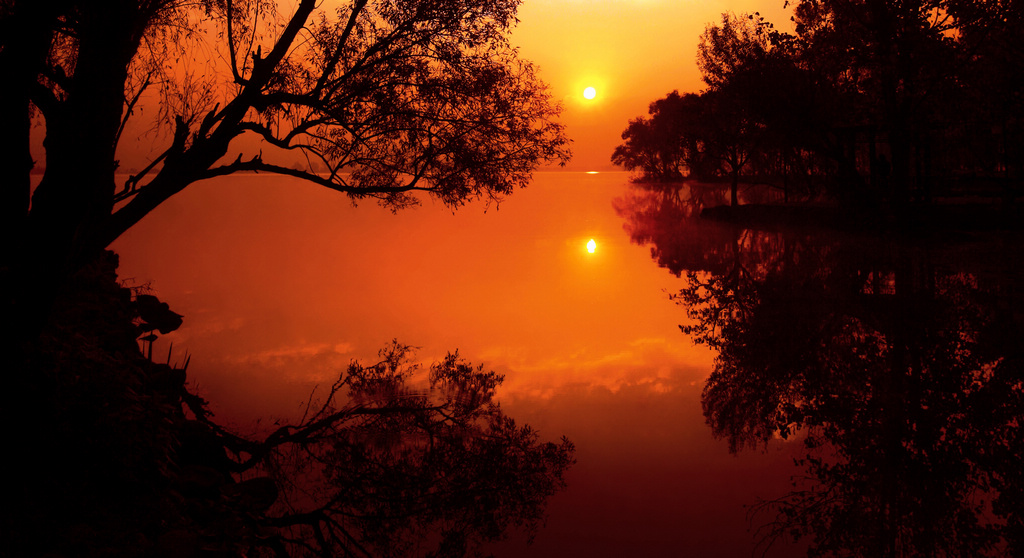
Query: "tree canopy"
612 2 1024 211
1 0 569 280
611 91 709 182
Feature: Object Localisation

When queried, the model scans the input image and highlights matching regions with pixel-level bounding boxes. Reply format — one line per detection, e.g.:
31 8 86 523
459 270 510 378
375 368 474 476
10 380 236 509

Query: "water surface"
117 172 1024 556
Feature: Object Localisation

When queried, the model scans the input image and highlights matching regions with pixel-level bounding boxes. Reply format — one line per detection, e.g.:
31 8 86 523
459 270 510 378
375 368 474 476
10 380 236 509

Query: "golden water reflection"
112 173 804 556
114 173 716 414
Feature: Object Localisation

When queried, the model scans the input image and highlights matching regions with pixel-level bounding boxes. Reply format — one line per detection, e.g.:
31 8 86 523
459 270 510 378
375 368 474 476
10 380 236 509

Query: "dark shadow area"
620 180 1024 556
4 252 575 557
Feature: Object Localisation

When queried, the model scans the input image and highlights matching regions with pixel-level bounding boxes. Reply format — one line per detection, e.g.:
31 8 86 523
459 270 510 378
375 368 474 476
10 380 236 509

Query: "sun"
587 239 597 253
583 86 597 100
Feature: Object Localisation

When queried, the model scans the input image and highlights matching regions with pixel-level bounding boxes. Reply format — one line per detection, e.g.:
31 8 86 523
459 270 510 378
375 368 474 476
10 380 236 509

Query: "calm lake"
112 172 1024 556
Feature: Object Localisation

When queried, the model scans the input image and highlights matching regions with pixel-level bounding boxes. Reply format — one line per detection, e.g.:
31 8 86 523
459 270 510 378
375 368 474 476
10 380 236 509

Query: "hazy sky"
512 0 794 170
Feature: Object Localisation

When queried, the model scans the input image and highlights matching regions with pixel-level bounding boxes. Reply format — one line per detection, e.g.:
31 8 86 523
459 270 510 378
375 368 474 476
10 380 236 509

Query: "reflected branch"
7 253 575 557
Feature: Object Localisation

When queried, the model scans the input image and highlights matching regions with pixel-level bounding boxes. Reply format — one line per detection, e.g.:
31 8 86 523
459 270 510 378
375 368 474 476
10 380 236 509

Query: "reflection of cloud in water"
233 341 355 366
483 336 713 399
186 334 714 423
491 357 806 558
113 173 707 422
234 343 353 380
188 342 362 421
160 314 246 344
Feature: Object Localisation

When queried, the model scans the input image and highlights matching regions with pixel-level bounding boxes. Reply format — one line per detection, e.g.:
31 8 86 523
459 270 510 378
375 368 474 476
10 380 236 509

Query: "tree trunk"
11 1 142 341
0 2 62 262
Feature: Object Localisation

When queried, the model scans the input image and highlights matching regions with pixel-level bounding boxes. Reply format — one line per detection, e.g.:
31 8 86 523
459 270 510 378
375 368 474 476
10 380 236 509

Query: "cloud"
482 335 713 399
211 340 357 383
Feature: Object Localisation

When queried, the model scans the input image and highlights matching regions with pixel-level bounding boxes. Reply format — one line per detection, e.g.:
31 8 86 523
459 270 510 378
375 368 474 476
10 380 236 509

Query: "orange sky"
31 1 795 173
512 0 795 170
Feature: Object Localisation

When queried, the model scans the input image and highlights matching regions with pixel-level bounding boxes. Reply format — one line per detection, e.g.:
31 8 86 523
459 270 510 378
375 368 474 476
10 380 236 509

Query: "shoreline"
699 200 1024 237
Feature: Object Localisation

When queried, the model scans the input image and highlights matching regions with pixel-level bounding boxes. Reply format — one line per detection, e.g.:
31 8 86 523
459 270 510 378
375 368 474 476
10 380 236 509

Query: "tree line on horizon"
612 0 1023 209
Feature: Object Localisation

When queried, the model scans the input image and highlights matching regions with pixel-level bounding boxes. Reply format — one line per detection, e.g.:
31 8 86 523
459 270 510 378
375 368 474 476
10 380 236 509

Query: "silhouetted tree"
697 12 770 91
791 0 952 205
616 2 1024 211
698 12 845 206
613 14 797 205
950 0 1024 195
783 0 1024 206
698 88 762 206
611 91 712 181
611 116 680 181
611 87 761 206
2 3 574 552
2 0 569 337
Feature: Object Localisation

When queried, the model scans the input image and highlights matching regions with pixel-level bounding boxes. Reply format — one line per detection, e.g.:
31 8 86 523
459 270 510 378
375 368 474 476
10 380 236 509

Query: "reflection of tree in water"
619 183 1024 555
250 341 576 557
614 181 796 280
693 240 1024 556
10 253 574 557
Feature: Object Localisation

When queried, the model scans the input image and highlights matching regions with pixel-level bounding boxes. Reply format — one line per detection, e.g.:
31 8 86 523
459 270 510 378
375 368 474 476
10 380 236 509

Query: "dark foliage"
612 2 1024 211
678 229 1024 556
619 179 1024 555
